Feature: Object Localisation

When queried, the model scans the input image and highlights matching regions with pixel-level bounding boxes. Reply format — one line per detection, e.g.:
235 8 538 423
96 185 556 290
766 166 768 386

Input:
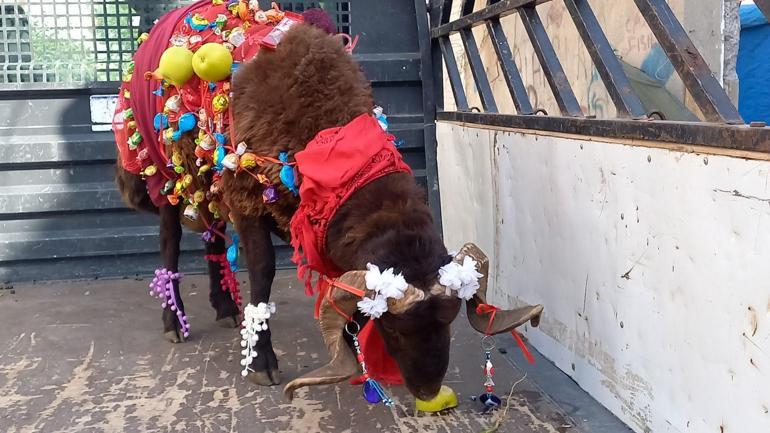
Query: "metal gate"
0 0 438 282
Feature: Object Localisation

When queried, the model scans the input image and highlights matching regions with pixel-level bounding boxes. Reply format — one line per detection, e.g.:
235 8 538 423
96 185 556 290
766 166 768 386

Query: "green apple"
192 43 233 82
155 46 194 87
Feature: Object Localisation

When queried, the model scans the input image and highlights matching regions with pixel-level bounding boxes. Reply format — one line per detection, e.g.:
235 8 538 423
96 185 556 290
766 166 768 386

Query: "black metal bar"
563 0 646 119
460 28 498 112
431 0 547 38
461 0 476 16
755 0 770 22
431 0 445 110
440 0 454 25
519 5 583 117
486 18 534 114
416 0 444 231
439 37 470 111
437 111 770 153
633 0 743 124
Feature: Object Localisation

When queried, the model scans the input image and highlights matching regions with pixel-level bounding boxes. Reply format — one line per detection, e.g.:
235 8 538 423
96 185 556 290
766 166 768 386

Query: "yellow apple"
192 43 233 82
415 385 458 412
155 46 194 87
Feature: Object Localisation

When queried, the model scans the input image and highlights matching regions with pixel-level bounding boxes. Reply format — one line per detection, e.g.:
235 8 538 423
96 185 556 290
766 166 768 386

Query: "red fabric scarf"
290 113 411 384
290 113 412 294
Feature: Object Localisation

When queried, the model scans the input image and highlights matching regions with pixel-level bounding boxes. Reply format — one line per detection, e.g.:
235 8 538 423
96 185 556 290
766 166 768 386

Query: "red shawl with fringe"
290 113 411 384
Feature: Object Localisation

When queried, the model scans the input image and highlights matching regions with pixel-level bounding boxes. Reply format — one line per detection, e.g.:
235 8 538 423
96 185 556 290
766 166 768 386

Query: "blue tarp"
738 4 770 123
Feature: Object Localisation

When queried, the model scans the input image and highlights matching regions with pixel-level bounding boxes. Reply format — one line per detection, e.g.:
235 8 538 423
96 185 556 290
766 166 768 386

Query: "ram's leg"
205 226 241 328
233 213 280 386
159 205 187 343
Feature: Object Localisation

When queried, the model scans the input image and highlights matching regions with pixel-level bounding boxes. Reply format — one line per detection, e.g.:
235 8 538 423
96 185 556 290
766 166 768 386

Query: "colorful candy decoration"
149 268 190 338
222 153 239 171
212 93 229 112
192 43 234 82
172 112 197 141
279 151 298 195
142 164 157 177
183 204 199 220
152 46 195 87
373 106 388 131
153 112 169 132
346 321 394 406
128 131 143 150
187 13 211 31
227 233 239 271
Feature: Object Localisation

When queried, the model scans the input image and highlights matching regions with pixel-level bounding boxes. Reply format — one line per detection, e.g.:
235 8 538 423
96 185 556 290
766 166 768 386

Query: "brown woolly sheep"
115 19 542 404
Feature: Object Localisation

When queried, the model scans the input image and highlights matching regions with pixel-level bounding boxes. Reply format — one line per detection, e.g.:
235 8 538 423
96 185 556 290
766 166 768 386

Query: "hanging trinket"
163 127 175 144
473 336 502 413
127 120 137 131
278 151 298 195
189 34 203 45
345 321 394 406
208 201 220 219
142 164 157 177
193 190 206 204
137 32 150 45
122 108 134 120
198 164 211 175
128 131 143 150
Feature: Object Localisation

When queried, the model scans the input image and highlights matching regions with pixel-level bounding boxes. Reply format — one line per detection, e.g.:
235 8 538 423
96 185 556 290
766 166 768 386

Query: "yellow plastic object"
415 385 458 413
192 43 233 82
155 46 194 87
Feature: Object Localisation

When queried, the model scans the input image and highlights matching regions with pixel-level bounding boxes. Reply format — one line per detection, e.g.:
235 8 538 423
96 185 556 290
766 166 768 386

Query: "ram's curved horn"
283 271 365 401
283 269 427 401
457 243 544 335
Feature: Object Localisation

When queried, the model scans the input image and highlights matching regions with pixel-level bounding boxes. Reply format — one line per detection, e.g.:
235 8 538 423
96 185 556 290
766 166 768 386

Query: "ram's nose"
414 385 458 413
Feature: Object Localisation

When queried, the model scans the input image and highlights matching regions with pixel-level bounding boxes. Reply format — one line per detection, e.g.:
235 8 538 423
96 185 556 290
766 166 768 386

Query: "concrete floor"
0 271 628 433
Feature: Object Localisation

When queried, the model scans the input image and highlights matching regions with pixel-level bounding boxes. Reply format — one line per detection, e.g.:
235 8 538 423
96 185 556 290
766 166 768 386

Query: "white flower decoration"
364 263 407 300
439 256 483 301
357 294 388 318
240 302 276 377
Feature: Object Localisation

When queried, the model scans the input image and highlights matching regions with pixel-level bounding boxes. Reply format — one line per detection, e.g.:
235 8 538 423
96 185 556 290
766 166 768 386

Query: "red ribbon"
476 303 536 365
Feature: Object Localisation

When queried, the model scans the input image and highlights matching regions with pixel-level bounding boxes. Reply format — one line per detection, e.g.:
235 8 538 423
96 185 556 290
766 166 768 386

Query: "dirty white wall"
437 122 770 433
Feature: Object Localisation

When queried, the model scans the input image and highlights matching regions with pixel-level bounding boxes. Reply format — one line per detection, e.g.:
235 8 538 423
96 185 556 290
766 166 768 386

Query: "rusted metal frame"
459 28 499 112
486 17 534 114
563 0 646 119
431 0 550 38
416 0 444 231
440 0 454 25
437 111 770 152
439 36 470 111
755 0 770 22
519 5 584 117
633 0 743 124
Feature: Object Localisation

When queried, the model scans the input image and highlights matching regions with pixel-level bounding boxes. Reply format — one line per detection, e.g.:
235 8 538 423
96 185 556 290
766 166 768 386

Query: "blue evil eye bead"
363 380 383 404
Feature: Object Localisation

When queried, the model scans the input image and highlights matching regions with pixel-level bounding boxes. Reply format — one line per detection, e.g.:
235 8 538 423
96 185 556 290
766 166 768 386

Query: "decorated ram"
113 0 542 408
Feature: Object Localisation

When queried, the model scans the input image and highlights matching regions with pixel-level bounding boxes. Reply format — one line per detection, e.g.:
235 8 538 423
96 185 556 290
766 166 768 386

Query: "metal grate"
0 0 193 86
